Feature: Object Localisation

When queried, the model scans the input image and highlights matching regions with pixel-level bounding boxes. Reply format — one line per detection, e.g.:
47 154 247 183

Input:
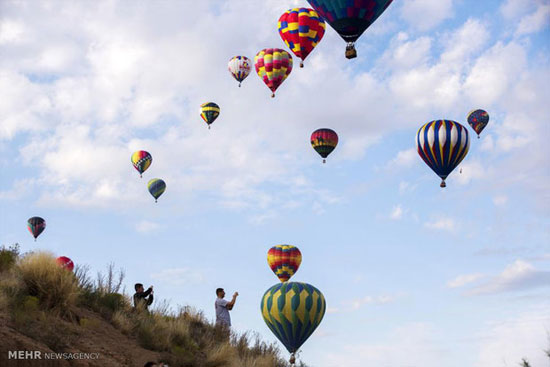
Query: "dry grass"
0 246 298 367
18 251 79 315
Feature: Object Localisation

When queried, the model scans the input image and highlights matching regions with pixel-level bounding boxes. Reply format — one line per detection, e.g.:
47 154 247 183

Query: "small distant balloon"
131 151 152 178
27 216 46 241
228 56 252 87
416 120 470 188
254 48 293 97
467 109 489 138
200 102 220 129
311 128 338 163
147 178 166 203
56 256 74 272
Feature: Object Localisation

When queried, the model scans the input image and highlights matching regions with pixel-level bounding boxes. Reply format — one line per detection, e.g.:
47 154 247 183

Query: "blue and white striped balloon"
416 120 470 188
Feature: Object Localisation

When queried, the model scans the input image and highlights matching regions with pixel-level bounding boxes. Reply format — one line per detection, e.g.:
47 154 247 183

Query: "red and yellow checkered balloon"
278 8 325 67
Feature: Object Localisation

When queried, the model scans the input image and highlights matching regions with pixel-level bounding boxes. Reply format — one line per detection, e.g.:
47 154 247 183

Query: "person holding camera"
134 283 154 311
215 288 238 328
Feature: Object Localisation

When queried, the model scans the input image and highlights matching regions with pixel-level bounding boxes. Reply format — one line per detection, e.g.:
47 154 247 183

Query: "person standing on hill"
215 288 238 328
134 283 154 310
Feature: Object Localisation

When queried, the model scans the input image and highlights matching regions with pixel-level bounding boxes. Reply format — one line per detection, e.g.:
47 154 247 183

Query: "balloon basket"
323 159 326 164
208 125 211 130
440 180 446 188
345 43 357 59
477 135 480 139
300 61 304 68
289 353 296 365
271 93 275 98
238 82 241 87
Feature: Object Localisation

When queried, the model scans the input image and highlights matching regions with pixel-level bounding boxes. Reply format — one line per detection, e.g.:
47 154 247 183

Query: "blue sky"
1 0 549 366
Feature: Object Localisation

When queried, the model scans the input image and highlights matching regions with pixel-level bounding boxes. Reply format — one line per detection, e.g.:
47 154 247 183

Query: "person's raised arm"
226 292 239 310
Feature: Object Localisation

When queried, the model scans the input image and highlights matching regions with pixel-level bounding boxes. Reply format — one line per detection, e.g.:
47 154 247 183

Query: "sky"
1 0 550 366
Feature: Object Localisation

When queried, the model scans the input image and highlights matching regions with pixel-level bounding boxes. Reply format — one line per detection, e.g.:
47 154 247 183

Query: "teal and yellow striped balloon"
147 178 166 203
261 282 326 358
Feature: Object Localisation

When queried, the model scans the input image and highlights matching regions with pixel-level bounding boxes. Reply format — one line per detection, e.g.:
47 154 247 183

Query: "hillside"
0 245 297 367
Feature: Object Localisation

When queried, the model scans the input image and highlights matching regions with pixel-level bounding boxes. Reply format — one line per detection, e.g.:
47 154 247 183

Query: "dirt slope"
0 309 162 367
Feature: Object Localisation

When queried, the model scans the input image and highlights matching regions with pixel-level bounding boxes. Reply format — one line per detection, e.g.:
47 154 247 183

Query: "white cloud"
151 267 205 287
401 0 454 31
447 273 485 288
476 306 550 367
135 220 161 233
516 4 550 35
390 205 404 220
500 0 536 19
469 260 550 295
492 195 508 206
325 322 445 367
387 148 417 169
424 217 457 232
349 295 397 310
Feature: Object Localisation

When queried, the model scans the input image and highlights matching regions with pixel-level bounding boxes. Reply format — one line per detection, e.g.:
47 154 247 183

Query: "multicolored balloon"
27 216 46 241
147 178 166 203
267 245 302 282
416 120 470 188
261 282 326 364
254 48 293 97
278 8 326 68
56 256 74 272
311 128 338 163
306 0 394 59
131 151 152 178
228 56 252 87
467 109 489 138
200 102 220 129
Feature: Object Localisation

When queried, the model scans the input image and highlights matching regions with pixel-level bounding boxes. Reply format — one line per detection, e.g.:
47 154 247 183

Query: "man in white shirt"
215 288 238 328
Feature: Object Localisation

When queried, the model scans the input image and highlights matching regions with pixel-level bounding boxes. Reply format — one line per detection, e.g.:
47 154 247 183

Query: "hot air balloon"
261 282 326 364
311 128 338 163
147 178 166 203
27 217 46 241
254 48 293 97
131 151 152 178
416 120 470 188
56 256 74 272
228 56 252 87
306 0 394 59
200 102 220 129
467 109 489 138
278 8 326 68
267 245 302 282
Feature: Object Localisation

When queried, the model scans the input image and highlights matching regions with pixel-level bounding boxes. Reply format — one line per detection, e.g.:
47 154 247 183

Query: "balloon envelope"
261 282 326 354
27 216 46 240
56 256 74 272
306 0 394 58
467 109 489 137
278 8 325 67
200 102 220 128
311 128 338 162
131 151 152 177
416 120 470 187
254 48 293 97
267 245 302 282
147 178 166 202
228 56 252 86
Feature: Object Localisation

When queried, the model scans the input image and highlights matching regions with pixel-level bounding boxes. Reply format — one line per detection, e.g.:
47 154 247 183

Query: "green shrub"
0 243 20 273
